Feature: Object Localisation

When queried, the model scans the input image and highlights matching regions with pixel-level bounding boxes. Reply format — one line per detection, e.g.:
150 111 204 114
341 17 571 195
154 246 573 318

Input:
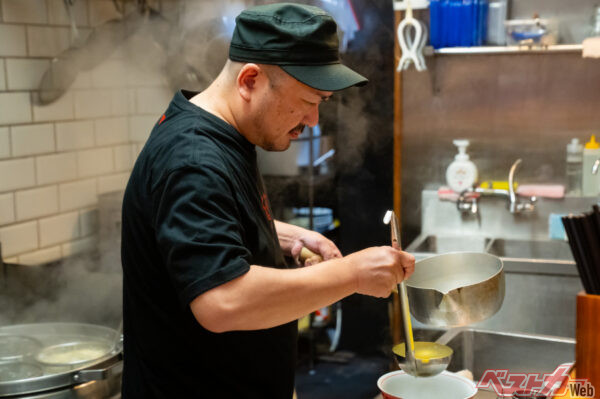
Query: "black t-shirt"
121 90 297 398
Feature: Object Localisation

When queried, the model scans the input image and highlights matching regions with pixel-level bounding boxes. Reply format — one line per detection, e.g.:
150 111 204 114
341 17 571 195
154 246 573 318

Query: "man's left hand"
274 220 342 266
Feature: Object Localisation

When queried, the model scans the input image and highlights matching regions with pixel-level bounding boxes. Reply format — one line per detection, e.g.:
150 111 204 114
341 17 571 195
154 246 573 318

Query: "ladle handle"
388 211 416 366
398 281 416 363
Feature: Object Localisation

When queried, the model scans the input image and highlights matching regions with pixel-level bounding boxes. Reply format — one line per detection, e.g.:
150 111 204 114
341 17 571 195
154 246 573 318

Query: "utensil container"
576 291 600 399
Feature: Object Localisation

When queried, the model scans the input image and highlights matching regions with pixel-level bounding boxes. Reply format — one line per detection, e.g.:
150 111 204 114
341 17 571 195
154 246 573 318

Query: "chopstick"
563 215 594 294
562 207 600 295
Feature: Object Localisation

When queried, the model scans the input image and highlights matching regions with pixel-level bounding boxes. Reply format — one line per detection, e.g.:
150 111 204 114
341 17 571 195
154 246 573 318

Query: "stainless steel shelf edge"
425 44 583 55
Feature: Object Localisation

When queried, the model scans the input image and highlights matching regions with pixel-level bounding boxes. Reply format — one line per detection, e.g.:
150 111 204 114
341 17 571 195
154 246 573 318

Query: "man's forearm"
190 258 357 332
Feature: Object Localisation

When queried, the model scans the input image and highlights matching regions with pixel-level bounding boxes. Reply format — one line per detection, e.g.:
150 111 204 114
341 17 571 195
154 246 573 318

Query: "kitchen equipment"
407 252 504 326
377 370 477 399
392 341 453 377
36 340 113 370
396 0 427 71
504 18 558 46
0 323 122 398
384 210 452 377
0 335 41 365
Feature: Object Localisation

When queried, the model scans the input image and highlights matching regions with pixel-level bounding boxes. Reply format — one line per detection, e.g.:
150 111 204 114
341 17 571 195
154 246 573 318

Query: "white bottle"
446 139 478 193
566 138 583 196
582 134 600 196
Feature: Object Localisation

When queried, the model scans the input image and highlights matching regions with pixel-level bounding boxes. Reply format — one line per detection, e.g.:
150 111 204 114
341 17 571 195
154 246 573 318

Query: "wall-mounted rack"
424 44 583 56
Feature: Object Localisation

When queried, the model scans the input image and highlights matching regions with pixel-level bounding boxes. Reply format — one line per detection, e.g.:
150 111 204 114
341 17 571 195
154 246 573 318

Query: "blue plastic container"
429 0 442 48
429 0 488 48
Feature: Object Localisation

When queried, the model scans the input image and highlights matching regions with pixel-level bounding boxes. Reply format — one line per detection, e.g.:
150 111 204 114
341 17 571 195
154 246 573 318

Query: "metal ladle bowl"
392 341 453 377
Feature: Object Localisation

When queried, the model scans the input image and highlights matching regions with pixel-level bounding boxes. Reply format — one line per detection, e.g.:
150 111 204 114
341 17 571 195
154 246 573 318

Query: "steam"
1 253 122 329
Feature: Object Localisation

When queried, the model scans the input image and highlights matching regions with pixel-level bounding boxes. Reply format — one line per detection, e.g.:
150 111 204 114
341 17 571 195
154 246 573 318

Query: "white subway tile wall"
36 152 77 185
136 87 171 115
91 60 129 88
2 0 48 24
15 185 59 221
6 59 50 91
0 192 15 225
0 0 173 262
0 24 27 57
97 172 129 195
129 115 156 142
32 91 75 122
0 221 38 257
39 211 80 247
56 121 95 151
74 89 113 119
0 127 9 158
11 124 55 157
0 92 32 125
59 179 97 211
77 147 114 177
0 60 5 91
0 158 35 191
94 117 128 146
113 144 133 171
26 26 71 58
79 208 98 237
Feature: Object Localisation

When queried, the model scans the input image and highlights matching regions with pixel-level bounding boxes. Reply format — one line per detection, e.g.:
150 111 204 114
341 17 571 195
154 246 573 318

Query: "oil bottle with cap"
582 134 600 196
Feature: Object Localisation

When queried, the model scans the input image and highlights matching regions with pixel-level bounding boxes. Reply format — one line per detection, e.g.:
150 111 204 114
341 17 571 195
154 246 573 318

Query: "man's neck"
189 85 240 132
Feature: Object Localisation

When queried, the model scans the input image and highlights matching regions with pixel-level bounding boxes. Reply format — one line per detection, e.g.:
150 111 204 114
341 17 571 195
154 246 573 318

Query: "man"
121 3 414 398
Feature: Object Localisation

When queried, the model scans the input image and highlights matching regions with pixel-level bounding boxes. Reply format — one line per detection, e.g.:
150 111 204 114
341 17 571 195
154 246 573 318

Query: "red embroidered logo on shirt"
158 114 166 125
261 193 272 221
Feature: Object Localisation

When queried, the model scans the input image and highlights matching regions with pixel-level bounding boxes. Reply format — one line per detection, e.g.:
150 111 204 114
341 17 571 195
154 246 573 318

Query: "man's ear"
237 63 263 101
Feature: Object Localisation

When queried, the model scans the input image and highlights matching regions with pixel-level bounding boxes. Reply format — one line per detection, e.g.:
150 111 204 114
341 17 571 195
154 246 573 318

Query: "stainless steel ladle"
383 210 452 377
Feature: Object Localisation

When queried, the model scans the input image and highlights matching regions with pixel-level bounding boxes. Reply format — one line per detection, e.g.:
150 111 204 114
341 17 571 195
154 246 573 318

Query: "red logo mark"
477 363 594 397
261 193 272 221
158 114 166 125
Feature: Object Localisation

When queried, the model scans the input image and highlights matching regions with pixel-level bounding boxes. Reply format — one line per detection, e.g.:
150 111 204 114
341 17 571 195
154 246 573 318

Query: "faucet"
456 159 536 215
508 159 536 214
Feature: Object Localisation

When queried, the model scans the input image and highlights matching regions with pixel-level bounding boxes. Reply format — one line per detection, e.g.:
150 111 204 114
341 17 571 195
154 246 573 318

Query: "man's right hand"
346 246 415 298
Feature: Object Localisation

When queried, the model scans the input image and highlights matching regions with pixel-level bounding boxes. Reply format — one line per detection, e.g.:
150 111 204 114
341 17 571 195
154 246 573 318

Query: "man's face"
252 72 332 152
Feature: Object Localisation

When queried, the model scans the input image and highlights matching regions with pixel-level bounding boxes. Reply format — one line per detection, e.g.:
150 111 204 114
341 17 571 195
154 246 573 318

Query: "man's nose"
303 105 319 127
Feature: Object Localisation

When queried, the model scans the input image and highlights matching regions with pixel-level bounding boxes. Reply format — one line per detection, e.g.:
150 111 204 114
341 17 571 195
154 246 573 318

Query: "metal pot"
0 323 122 398
407 252 505 326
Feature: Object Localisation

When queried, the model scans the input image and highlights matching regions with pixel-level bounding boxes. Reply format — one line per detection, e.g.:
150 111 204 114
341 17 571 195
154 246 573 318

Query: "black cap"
229 2 368 91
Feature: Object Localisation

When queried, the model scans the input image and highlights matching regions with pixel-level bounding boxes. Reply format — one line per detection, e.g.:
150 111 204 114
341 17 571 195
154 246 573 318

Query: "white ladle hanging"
397 0 428 72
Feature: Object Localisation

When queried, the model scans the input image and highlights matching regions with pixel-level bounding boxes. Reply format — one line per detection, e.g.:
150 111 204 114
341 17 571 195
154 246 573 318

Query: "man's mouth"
289 124 305 139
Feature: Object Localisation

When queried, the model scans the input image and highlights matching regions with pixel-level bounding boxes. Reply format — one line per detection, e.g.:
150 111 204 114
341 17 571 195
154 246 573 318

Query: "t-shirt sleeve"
153 165 251 307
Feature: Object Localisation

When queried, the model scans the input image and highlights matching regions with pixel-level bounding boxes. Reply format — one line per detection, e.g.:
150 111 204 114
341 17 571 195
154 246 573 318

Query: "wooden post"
390 7 404 348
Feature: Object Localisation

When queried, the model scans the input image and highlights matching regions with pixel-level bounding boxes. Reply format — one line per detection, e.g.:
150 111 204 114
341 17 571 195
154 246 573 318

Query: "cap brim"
280 63 368 91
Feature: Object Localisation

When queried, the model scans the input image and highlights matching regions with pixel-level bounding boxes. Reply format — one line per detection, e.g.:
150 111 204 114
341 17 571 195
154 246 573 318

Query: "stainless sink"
406 235 491 257
486 239 574 261
436 328 575 396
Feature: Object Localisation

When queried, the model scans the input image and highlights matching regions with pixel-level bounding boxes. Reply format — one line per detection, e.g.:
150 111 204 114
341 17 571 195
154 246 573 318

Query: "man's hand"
345 246 415 298
274 220 342 266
